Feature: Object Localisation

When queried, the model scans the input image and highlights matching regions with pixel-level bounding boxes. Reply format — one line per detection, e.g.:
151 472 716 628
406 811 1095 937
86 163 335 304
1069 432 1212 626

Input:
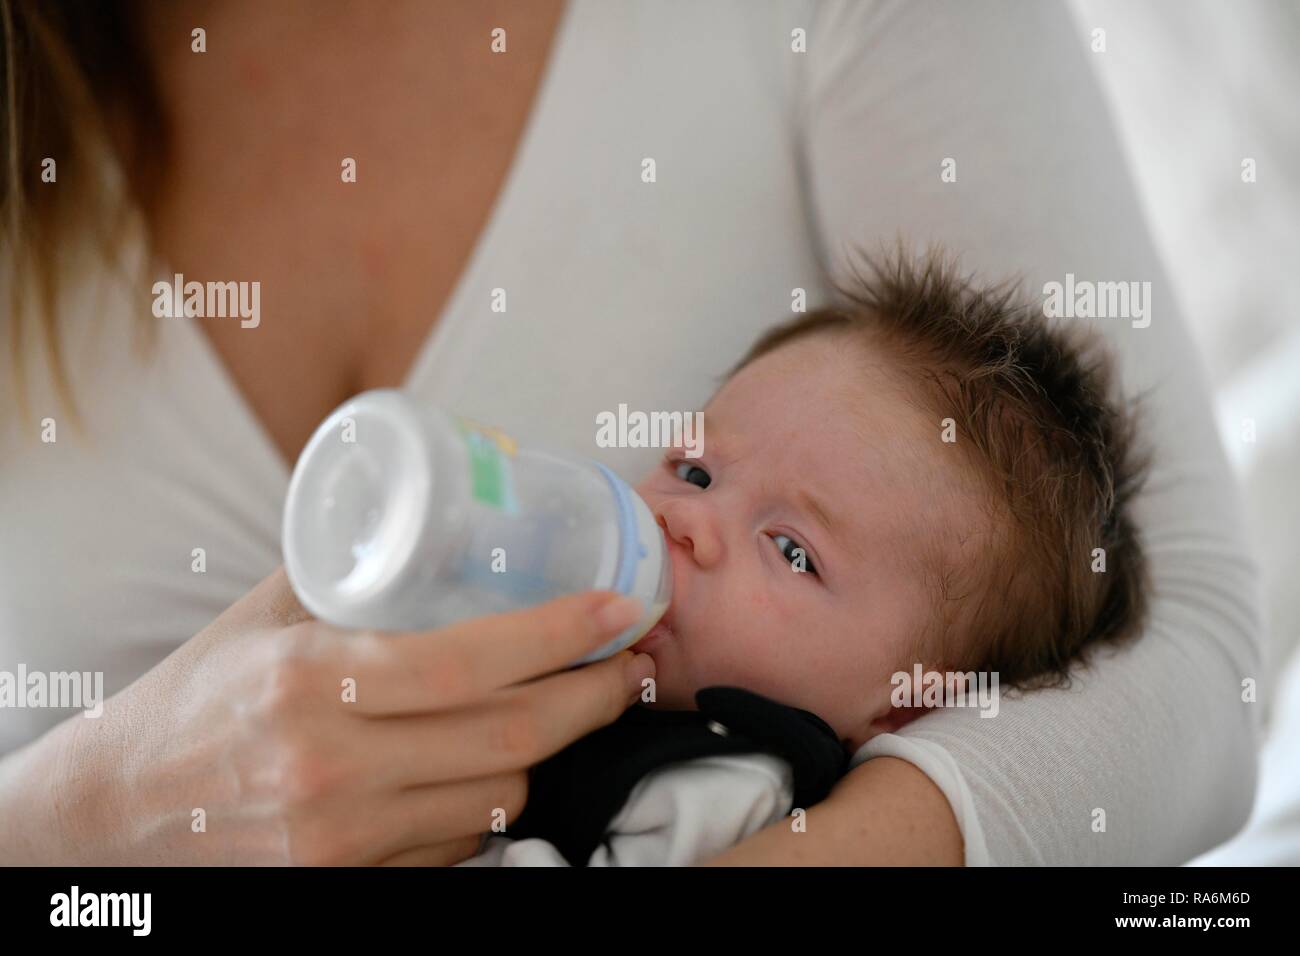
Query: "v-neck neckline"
160 0 574 484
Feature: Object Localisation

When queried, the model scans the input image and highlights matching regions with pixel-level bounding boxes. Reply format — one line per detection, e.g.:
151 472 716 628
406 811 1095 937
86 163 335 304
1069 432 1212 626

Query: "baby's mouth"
632 606 676 652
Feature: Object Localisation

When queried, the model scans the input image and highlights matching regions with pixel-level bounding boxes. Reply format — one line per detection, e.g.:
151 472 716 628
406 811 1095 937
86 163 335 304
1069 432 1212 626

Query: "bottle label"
455 418 519 513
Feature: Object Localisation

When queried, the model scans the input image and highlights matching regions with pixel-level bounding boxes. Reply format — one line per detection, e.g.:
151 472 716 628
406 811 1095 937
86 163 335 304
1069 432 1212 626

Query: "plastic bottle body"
282 390 670 664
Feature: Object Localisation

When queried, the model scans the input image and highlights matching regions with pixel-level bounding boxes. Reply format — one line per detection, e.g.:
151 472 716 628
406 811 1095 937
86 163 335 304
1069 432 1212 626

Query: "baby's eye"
772 534 817 577
674 461 711 489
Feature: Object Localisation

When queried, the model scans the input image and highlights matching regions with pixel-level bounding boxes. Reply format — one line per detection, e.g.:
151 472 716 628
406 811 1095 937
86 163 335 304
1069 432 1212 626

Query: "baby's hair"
727 243 1151 691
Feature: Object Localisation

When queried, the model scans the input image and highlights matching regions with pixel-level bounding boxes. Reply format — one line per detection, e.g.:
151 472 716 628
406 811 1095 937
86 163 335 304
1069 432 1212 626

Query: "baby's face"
634 332 965 751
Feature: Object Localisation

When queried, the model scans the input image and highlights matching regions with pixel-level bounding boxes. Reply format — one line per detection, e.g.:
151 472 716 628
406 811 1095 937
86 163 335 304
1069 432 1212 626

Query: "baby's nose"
657 501 721 568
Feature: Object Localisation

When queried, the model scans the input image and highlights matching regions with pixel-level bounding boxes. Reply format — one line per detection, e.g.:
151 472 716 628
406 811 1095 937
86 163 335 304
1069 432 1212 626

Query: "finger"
364 649 656 786
361 772 529 864
340 590 646 715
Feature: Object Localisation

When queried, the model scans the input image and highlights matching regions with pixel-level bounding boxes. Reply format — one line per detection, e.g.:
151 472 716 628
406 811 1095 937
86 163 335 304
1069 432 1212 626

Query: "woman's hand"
0 568 654 865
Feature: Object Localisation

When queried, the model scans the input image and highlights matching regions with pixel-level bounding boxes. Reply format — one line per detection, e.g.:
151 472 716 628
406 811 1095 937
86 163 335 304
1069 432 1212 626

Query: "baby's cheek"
713 593 788 675
744 586 776 616
722 590 778 656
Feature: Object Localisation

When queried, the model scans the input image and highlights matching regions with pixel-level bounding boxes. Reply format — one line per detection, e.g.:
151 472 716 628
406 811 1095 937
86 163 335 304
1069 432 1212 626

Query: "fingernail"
626 652 656 687
594 595 643 633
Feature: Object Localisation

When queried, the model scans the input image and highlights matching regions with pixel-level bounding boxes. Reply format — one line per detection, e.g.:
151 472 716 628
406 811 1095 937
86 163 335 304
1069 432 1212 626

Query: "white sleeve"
454 754 793 867
803 0 1263 865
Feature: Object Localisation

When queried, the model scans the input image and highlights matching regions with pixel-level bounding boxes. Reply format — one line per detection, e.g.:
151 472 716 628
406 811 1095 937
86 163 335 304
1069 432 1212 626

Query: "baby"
464 248 1149 866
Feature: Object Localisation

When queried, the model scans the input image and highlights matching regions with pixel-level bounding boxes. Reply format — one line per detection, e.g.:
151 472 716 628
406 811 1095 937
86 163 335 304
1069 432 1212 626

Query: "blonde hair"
1 0 166 425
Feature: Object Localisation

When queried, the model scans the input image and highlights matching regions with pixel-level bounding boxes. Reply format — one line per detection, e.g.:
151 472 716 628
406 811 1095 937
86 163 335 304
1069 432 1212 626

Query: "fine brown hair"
1 0 165 423
729 245 1151 691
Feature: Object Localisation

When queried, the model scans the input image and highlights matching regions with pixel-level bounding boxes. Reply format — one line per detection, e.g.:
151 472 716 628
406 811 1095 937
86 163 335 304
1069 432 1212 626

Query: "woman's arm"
698 757 961 866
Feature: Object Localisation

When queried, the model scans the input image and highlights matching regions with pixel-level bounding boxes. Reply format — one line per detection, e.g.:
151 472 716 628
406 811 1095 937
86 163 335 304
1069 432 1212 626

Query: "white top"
461 752 794 867
0 0 1261 865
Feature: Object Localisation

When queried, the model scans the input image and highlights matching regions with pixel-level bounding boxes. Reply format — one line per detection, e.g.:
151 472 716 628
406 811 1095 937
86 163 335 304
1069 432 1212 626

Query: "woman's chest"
142 2 566 466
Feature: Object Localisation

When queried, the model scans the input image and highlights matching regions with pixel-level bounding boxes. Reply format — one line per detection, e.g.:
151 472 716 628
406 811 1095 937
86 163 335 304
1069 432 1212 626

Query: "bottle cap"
283 389 435 627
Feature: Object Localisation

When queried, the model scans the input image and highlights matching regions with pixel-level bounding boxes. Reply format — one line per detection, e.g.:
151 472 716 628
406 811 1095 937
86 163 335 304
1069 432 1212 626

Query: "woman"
0 0 1260 865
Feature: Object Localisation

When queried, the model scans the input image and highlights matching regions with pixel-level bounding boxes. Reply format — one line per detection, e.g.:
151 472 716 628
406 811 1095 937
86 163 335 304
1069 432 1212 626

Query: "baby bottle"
281 389 671 666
